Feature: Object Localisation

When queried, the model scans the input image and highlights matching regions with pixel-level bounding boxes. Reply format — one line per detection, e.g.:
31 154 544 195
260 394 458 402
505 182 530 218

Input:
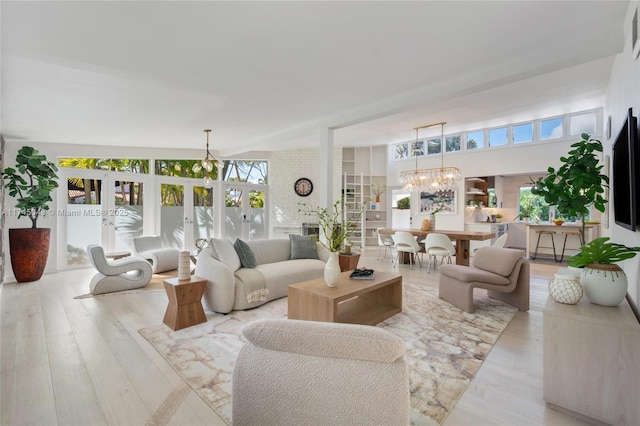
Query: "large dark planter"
9 228 51 282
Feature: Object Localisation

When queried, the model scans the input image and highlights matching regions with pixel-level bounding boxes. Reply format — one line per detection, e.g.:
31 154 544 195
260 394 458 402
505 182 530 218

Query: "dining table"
378 228 496 266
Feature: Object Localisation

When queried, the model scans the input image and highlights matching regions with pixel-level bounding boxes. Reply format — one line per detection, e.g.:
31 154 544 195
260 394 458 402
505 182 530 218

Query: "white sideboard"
543 295 640 424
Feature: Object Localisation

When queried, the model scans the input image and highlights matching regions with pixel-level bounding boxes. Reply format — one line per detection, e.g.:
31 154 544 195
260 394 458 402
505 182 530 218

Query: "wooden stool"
163 276 207 331
532 230 558 262
560 231 583 262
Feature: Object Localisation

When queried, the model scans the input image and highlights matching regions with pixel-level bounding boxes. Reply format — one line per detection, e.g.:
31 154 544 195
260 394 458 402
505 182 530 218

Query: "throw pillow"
234 237 257 268
289 234 318 260
208 237 241 272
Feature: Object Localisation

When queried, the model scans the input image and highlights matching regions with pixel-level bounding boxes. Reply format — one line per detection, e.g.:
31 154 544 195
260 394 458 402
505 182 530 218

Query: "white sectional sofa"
195 237 328 313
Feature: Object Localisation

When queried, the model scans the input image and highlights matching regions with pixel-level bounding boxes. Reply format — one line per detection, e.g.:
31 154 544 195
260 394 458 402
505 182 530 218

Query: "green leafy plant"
568 237 640 268
3 146 59 228
396 196 410 210
531 133 608 239
299 197 365 252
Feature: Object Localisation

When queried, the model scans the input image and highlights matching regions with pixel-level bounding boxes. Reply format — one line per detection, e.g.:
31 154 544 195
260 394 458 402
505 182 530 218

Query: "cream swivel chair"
86 245 152 295
132 235 180 273
422 233 456 272
438 246 530 313
232 319 410 426
493 233 508 248
392 231 422 270
376 228 396 260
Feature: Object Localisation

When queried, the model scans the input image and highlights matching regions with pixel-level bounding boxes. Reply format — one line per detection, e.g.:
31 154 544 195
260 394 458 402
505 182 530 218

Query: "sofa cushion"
243 319 406 363
246 239 291 265
234 237 257 268
289 234 318 260
473 246 524 276
209 237 241 272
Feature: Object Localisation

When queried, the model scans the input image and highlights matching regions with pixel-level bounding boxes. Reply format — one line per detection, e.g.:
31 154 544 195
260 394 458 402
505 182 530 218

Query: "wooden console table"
163 276 207 331
543 295 640 424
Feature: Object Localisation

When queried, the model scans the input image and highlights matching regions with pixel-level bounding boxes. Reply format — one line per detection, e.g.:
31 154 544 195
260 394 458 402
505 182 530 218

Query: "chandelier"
192 129 223 186
400 122 461 195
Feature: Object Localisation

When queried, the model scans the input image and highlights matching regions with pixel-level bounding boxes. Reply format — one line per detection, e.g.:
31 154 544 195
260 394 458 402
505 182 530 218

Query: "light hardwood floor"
1 248 588 425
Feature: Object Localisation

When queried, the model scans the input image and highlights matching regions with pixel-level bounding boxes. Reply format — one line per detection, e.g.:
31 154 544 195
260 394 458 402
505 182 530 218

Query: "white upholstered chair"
493 233 508 248
86 245 152 295
232 319 410 425
423 233 456 272
132 235 179 273
376 228 396 260
392 231 422 270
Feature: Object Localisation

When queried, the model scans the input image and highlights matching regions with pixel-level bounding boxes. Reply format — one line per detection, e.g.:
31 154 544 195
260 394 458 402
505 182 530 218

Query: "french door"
223 183 267 241
58 169 151 269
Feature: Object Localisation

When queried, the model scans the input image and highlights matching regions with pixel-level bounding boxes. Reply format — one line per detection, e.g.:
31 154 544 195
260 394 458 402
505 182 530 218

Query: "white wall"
604 2 640 309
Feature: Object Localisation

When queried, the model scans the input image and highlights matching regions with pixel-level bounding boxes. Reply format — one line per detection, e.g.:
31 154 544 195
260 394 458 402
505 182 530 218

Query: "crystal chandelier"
400 122 461 195
192 129 223 186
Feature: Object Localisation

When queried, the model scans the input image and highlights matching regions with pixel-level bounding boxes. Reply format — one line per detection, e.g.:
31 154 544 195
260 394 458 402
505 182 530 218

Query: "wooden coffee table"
288 271 402 325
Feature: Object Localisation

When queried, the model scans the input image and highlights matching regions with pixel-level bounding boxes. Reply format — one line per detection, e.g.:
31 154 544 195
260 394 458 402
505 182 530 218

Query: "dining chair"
376 228 396 260
392 231 422 270
422 233 456 272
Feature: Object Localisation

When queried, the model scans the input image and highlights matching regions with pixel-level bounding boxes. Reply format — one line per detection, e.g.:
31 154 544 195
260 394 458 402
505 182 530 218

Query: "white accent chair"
493 233 508 248
232 319 410 425
423 233 456 272
376 228 395 260
132 235 179 273
86 245 152 295
392 231 422 270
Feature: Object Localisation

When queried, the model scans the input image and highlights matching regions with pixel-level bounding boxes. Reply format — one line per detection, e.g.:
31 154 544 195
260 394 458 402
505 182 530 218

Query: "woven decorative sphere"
549 274 583 305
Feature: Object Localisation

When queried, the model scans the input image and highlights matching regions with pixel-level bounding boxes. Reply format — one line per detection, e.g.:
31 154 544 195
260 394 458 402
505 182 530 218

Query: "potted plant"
371 184 386 203
568 237 640 306
2 146 59 282
299 197 365 286
531 133 608 242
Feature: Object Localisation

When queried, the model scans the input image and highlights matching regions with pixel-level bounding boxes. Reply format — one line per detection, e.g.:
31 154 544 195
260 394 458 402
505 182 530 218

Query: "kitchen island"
525 222 600 260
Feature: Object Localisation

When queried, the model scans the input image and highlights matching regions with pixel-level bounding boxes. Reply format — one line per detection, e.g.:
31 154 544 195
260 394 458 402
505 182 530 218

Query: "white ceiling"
0 1 630 156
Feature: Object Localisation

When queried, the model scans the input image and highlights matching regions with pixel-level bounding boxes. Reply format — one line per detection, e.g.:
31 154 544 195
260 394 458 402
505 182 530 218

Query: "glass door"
159 182 185 249
224 184 267 240
111 178 145 252
192 185 215 243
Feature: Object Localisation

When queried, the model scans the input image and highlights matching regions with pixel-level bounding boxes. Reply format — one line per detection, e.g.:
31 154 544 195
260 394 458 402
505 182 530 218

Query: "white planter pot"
324 252 341 287
580 263 628 307
548 273 583 305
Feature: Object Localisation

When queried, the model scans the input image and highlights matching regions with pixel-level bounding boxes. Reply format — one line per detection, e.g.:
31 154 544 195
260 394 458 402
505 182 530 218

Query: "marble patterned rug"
139 282 518 425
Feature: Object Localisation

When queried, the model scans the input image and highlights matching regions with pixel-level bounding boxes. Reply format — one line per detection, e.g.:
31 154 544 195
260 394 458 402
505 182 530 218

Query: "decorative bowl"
553 219 564 226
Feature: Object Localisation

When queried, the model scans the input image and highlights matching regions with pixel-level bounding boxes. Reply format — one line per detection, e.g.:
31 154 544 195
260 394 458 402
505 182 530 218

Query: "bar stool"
531 230 558 262
560 230 583 262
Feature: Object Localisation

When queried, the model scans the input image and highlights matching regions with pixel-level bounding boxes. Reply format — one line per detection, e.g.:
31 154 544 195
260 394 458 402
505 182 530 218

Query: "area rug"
74 269 178 299
139 281 518 425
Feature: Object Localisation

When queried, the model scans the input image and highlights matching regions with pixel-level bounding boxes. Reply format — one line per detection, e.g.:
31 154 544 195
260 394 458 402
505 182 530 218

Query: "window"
540 117 563 140
467 130 484 149
518 186 549 221
58 158 150 173
489 127 508 147
223 160 268 184
394 143 408 160
155 159 219 180
569 111 596 136
427 137 441 155
512 123 533 144
411 141 424 157
445 135 461 152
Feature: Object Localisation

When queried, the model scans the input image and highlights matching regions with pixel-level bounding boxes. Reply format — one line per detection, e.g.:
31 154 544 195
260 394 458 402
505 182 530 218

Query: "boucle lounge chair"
232 319 410 425
86 245 152 295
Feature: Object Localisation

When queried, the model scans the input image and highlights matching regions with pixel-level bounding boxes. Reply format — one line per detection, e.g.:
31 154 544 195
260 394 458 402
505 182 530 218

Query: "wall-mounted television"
612 108 638 231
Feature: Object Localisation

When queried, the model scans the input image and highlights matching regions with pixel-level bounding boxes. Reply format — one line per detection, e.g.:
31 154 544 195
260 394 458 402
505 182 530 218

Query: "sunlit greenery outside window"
467 130 483 149
427 137 441 155
394 143 409 160
445 135 461 152
59 158 150 173
519 187 549 221
155 159 219 180
223 160 268 184
513 123 533 144
411 141 425 156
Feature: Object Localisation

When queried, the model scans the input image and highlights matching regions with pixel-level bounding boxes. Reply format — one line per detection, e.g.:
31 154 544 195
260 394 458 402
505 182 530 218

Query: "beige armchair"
438 246 530 313
232 319 410 426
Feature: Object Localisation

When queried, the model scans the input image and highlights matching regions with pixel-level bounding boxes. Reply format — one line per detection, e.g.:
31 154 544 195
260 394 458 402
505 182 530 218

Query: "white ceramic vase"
580 263 628 307
324 251 341 287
